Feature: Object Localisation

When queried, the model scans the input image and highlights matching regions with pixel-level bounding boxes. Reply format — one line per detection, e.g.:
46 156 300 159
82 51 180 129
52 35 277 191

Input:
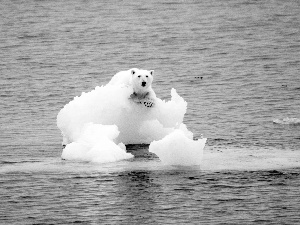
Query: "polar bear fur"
108 68 136 86
108 68 156 107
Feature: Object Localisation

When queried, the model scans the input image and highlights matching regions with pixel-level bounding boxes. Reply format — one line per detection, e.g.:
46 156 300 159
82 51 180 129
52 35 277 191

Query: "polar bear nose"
141 81 147 87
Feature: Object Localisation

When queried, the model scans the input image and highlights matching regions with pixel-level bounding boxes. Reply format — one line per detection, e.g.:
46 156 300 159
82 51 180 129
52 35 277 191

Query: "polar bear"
130 68 156 107
108 68 156 108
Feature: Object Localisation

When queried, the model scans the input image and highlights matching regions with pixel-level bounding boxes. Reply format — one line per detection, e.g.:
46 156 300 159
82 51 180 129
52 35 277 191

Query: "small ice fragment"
149 129 207 166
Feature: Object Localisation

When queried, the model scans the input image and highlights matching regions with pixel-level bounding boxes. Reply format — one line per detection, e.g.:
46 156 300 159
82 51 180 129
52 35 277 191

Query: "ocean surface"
1 0 300 224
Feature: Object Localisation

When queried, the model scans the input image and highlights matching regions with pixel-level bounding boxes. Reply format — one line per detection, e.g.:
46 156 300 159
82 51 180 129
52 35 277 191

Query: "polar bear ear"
131 69 135 75
150 70 154 76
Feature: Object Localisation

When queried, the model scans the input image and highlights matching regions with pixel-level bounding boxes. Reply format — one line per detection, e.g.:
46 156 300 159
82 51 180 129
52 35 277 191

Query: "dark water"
1 0 300 224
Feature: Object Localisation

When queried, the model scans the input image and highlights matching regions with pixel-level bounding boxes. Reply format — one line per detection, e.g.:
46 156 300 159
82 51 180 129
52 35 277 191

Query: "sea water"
1 0 300 224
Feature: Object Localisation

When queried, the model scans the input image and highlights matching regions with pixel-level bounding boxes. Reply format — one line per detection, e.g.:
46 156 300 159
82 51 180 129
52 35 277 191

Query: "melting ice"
273 117 300 125
57 69 206 165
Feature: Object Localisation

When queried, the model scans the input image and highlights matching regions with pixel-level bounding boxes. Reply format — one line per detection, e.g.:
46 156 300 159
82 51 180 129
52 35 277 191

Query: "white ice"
57 69 203 165
61 123 133 163
149 129 207 166
273 117 300 125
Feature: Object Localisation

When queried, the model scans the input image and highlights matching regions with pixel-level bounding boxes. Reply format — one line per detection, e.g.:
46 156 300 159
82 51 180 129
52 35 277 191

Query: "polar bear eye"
138 75 141 78
146 75 148 78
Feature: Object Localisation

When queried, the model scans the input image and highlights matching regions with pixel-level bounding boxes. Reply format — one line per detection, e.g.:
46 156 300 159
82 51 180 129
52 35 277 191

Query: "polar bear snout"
141 81 147 87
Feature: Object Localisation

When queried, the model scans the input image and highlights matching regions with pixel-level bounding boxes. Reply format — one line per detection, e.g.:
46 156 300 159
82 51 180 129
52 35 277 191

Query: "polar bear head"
131 68 154 94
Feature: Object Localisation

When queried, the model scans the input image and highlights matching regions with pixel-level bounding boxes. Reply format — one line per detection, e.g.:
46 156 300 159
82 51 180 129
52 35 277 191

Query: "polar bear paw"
142 98 154 108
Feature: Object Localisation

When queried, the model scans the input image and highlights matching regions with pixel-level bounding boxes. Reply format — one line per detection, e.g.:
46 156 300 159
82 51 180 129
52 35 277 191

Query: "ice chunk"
57 69 203 164
273 117 300 125
57 84 133 145
61 123 133 163
57 85 187 145
149 129 207 166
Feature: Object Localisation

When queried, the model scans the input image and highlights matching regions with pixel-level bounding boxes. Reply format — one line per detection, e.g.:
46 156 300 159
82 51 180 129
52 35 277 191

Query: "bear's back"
108 68 137 86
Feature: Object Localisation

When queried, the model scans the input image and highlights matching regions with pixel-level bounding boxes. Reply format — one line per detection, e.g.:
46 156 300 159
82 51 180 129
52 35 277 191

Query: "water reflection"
115 170 161 223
